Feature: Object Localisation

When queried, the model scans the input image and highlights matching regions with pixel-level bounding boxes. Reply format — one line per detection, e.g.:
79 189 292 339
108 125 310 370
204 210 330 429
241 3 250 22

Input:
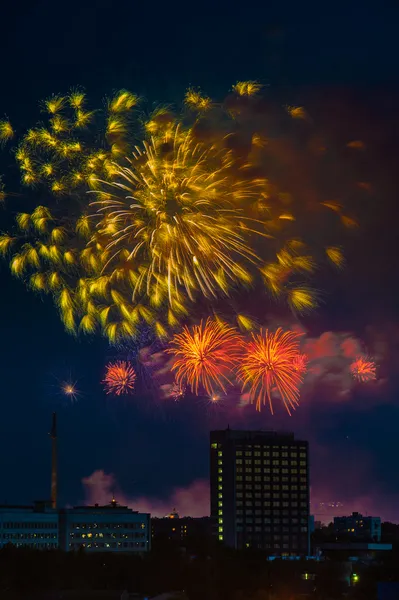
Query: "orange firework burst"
167 318 242 395
103 360 137 396
350 356 377 382
237 328 304 414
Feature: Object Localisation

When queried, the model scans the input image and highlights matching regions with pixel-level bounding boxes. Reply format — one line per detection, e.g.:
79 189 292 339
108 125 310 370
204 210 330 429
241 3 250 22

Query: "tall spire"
49 412 57 509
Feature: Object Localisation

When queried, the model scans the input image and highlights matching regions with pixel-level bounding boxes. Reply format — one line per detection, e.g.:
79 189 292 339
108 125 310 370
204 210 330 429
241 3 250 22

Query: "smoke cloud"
82 470 209 517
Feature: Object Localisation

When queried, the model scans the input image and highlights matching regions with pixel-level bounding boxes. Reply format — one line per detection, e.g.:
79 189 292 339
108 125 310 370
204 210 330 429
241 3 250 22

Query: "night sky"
1 0 399 522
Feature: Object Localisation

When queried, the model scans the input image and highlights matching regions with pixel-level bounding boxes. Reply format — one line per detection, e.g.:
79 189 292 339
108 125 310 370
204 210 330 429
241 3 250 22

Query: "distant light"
62 381 79 401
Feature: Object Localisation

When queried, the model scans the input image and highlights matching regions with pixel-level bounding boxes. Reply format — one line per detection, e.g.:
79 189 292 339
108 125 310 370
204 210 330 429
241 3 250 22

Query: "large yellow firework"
91 124 267 311
0 82 355 342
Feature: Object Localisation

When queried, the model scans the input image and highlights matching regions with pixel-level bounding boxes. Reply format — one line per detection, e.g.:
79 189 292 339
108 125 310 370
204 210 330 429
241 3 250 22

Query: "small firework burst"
170 381 186 401
103 360 137 396
62 381 79 401
209 393 221 403
350 356 377 383
292 353 308 374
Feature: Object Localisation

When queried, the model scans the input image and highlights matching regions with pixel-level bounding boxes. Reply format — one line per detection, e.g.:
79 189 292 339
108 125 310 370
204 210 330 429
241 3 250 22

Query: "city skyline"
1 0 399 526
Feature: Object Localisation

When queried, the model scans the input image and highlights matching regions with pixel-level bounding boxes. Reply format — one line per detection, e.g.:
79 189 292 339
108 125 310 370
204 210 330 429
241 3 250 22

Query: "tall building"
59 498 151 553
334 512 381 542
210 429 310 555
0 501 59 549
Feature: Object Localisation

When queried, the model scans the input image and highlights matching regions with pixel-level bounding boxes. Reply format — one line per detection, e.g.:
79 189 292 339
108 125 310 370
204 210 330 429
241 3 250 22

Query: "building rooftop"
211 429 296 441
67 498 142 514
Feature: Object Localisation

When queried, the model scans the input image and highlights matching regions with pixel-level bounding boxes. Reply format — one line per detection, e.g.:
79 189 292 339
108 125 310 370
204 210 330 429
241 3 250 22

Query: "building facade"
151 510 212 543
334 512 381 542
59 499 151 553
210 429 310 555
0 502 59 549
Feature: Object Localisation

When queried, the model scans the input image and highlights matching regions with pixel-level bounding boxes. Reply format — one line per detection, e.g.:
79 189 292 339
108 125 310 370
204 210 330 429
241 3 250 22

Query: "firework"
292 353 308 374
0 83 356 342
237 328 304 414
62 381 79 401
91 124 266 312
103 360 137 395
209 393 221 403
168 318 242 395
170 381 186 401
350 356 376 383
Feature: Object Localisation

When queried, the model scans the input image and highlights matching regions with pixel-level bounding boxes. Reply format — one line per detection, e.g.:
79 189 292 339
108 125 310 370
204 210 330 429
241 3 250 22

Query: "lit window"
218 510 223 516
218 451 223 457
218 468 223 474
218 501 223 508
218 493 223 499
211 443 217 449
218 476 223 482
218 460 223 466
218 526 223 533
219 534 223 541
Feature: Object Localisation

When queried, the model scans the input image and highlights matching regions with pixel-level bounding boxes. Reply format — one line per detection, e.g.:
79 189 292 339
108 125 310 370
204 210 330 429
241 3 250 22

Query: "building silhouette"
210 429 310 555
334 512 381 542
151 510 211 544
59 498 151 552
0 501 58 549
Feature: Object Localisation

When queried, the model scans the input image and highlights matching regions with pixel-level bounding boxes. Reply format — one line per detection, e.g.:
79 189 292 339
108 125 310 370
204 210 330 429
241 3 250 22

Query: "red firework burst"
103 360 137 395
237 327 304 414
292 353 308 374
350 356 376 382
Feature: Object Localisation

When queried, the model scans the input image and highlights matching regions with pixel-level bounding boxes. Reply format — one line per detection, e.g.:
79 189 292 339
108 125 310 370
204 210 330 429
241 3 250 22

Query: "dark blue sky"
1 0 399 519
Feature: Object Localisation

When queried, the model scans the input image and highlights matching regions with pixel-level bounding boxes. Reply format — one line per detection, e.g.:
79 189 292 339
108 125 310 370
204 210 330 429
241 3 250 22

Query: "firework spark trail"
237 327 304 414
103 360 137 395
167 318 242 395
350 356 377 382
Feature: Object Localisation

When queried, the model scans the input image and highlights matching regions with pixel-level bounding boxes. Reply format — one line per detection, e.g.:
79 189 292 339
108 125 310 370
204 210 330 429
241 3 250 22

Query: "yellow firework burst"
91 124 268 311
0 82 355 342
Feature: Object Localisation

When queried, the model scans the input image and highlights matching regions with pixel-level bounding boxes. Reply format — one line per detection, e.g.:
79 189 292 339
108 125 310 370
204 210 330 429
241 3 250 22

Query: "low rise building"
152 510 211 543
59 498 151 553
0 501 59 549
334 512 381 542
